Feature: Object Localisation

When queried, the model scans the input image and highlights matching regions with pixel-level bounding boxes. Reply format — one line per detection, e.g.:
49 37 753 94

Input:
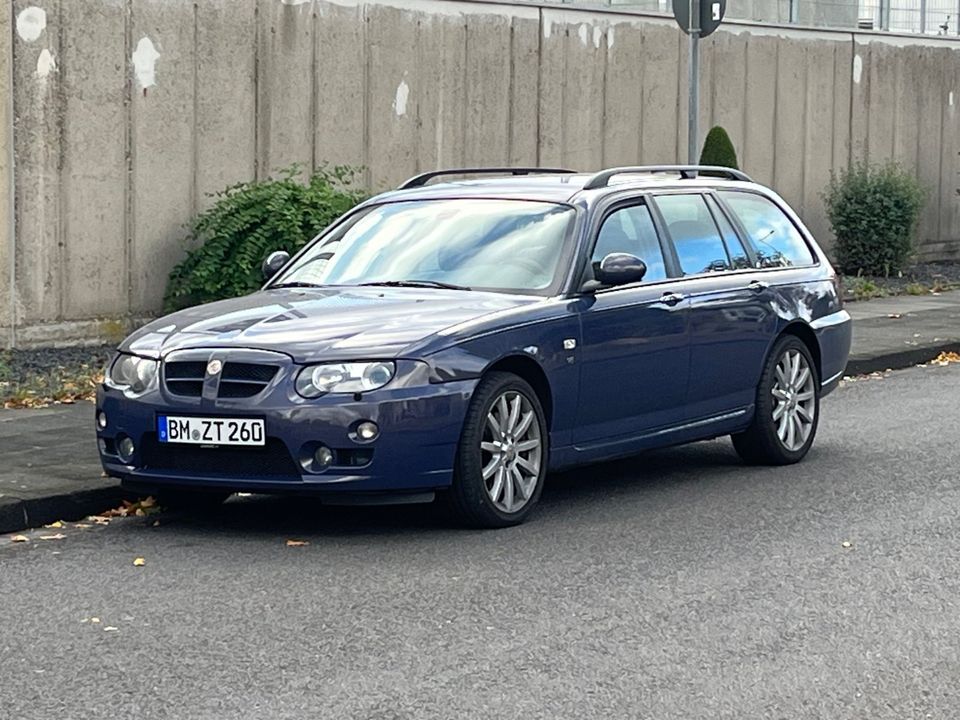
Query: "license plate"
158 416 265 446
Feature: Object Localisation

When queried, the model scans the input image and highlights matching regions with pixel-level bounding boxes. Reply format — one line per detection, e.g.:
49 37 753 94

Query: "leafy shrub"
699 126 739 169
823 163 925 276
164 166 367 311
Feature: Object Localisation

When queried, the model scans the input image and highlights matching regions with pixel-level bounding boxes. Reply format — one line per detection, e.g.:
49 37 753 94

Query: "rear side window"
654 194 730 275
719 192 815 268
590 204 667 283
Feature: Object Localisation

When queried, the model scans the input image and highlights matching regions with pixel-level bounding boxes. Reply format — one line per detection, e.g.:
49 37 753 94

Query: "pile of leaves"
1 345 111 409
164 165 368 312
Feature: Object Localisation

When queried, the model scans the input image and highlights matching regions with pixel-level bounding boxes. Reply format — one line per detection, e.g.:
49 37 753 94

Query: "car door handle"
748 280 769 293
660 292 685 306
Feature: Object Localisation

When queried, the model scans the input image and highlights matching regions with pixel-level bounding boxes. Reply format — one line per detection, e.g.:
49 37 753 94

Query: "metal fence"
547 0 960 33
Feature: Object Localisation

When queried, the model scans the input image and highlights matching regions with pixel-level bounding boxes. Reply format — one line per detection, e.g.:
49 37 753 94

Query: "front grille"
140 433 302 480
164 361 206 397
218 362 278 398
162 359 280 399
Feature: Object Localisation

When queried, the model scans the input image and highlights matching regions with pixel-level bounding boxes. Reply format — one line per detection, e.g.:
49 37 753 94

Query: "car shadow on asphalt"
148 438 761 539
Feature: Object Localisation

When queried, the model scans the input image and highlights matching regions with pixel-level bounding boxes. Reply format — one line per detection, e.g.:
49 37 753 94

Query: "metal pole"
920 0 927 33
687 0 700 164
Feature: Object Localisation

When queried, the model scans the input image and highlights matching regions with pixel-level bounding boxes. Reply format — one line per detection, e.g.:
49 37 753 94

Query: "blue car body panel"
98 172 852 499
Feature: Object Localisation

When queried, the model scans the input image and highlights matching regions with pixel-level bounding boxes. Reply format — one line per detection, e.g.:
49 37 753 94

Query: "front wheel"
732 335 820 465
444 372 548 528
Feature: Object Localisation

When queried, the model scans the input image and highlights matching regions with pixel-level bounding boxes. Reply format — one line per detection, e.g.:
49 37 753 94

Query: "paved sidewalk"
1 291 959 534
845 293 960 375
0 403 120 533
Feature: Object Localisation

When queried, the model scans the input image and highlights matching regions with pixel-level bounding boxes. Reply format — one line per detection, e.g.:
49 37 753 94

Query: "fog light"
117 436 135 462
96 411 108 430
313 445 334 469
355 421 379 442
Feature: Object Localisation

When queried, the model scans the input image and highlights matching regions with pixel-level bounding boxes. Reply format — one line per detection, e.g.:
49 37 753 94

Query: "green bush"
699 126 739 169
164 166 367 311
823 162 925 276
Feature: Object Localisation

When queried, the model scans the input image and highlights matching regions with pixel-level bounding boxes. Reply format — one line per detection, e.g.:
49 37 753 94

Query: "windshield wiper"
270 281 326 289
359 280 472 291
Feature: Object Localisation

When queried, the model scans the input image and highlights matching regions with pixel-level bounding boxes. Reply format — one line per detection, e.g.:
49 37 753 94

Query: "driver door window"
590 204 667 284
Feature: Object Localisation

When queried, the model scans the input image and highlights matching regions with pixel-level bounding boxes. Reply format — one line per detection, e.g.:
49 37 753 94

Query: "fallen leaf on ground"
44 521 64 529
88 515 110 525
286 540 309 547
72 523 91 529
90 617 101 624
931 351 960 366
841 540 853 548
103 626 119 632
39 533 65 541
133 557 146 567
11 535 28 543
886 313 902 319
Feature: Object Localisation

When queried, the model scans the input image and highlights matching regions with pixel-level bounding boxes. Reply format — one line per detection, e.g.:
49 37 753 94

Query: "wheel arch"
485 354 554 430
778 321 822 381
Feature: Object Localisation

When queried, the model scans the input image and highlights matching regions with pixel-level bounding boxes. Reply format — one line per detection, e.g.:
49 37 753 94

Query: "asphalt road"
3 364 960 720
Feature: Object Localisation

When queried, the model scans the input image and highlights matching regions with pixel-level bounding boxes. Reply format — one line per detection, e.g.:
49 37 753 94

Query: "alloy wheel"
480 391 543 513
771 348 816 452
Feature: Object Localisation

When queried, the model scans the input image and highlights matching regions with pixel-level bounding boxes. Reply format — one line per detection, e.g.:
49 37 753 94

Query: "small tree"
822 162 926 276
164 166 367 311
699 126 739 169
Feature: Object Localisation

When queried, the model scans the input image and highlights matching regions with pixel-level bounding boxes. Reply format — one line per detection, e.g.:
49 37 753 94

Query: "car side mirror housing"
261 250 291 281
582 252 647 292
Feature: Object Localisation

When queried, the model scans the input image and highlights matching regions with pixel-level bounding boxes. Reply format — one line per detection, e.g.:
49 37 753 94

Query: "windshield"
272 199 576 295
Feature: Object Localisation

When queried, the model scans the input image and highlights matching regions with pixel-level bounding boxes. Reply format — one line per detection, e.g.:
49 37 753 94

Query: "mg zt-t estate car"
97 166 852 527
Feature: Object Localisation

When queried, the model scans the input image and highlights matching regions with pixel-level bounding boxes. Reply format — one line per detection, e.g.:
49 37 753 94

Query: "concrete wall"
1 0 959 347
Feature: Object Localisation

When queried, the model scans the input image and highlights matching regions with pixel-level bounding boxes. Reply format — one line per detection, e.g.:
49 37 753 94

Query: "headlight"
295 361 396 398
106 353 159 396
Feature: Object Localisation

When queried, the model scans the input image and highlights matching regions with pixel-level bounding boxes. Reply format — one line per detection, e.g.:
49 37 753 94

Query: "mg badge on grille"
206 359 223 376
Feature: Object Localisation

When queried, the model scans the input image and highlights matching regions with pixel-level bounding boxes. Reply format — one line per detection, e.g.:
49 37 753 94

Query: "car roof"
370 171 762 206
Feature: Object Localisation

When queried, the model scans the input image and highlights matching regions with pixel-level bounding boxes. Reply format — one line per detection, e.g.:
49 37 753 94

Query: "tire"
156 489 232 511
444 372 549 528
732 334 820 465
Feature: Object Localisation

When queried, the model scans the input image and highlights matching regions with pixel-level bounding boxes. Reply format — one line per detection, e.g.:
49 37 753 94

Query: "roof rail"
398 167 577 190
582 165 752 190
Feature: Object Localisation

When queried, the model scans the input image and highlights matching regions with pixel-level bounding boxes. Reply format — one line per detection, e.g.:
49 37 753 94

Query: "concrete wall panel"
314 2 366 175
257 0 314 176
59 0 127 318
129 0 196 314
602 20 643 167
772 41 806 214
740 34 778 185
0 0 13 337
195 0 257 206
12 0 61 327
507 14 540 165
639 20 681 165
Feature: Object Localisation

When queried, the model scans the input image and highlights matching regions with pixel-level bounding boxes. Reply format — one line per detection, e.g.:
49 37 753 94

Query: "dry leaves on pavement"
133 557 146 567
11 535 29 543
39 533 65 541
931 351 960 366
286 540 309 547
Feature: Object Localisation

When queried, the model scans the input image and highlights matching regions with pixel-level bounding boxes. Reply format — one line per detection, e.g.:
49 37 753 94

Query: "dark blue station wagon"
97 166 852 527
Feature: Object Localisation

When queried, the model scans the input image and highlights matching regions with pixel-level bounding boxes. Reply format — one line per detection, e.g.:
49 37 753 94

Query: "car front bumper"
96 358 475 497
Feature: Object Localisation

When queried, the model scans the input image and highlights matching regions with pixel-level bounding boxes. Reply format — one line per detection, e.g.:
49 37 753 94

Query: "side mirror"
261 250 291 281
583 252 647 292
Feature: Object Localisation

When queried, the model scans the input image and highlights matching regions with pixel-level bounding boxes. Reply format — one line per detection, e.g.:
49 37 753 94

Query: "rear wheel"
444 372 548 528
732 335 820 465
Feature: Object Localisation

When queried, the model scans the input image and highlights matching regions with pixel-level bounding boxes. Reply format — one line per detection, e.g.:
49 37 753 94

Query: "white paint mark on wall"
607 27 615 49
592 26 602 49
543 18 552 39
950 91 954 106
281 0 311 4
132 37 161 90
16 7 47 43
36 49 56 79
393 78 409 117
578 24 589 46
852 54 862 84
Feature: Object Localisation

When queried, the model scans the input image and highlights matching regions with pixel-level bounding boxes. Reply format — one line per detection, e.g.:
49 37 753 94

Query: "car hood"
122 287 537 362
